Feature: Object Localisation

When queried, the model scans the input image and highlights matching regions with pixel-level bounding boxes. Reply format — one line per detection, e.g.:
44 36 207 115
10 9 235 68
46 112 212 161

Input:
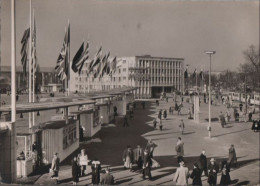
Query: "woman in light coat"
173 161 189 186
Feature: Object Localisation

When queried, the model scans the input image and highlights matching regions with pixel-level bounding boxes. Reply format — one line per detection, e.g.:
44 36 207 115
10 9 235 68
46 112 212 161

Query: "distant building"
0 66 61 93
70 55 184 98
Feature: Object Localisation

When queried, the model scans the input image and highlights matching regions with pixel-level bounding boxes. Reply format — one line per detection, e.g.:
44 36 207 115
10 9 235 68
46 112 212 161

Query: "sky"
1 0 259 72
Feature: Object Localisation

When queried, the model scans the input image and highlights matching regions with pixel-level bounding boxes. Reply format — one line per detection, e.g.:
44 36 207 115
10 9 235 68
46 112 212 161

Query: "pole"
208 54 212 138
196 68 198 93
28 0 32 129
32 8 35 127
11 0 17 182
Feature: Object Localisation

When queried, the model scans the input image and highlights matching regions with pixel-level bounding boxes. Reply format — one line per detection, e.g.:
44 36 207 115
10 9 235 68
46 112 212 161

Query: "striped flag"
31 14 37 74
100 51 110 77
88 46 102 74
93 61 102 78
71 42 89 74
55 24 70 81
20 28 30 76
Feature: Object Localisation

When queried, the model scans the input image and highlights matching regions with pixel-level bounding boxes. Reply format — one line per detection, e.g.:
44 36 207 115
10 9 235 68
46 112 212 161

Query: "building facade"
70 55 184 98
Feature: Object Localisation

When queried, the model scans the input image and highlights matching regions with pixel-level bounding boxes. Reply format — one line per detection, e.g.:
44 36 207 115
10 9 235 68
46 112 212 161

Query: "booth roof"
0 100 96 113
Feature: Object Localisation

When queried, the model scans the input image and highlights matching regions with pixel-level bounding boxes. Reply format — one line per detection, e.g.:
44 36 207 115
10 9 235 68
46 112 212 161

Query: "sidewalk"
21 97 259 185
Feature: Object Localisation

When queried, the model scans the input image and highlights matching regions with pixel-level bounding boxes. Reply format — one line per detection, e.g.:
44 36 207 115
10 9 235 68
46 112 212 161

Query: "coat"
72 160 79 182
91 161 101 184
123 149 134 163
190 168 202 186
173 166 189 186
220 162 231 185
208 163 219 184
228 147 237 164
199 154 207 169
100 173 115 185
51 156 60 171
175 141 184 157
133 147 144 162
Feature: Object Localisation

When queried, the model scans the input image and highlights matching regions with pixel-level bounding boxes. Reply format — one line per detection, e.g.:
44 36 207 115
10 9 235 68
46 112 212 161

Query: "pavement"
14 95 260 185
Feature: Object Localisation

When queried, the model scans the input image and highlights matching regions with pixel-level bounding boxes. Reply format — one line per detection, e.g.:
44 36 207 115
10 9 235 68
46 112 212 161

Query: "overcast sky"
1 0 259 71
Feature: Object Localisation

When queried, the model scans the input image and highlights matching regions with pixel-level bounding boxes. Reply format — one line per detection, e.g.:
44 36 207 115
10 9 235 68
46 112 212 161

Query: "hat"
179 161 185 166
55 152 58 155
210 158 215 162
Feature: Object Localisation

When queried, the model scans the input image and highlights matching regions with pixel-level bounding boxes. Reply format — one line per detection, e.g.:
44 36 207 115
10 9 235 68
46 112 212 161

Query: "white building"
70 55 184 98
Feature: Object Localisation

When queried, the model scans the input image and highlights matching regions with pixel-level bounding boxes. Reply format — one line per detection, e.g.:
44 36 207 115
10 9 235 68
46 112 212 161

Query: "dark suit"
100 173 115 185
134 147 144 169
199 153 208 176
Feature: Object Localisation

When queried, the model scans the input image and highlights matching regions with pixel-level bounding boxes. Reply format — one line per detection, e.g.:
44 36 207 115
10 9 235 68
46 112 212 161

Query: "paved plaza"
15 95 260 185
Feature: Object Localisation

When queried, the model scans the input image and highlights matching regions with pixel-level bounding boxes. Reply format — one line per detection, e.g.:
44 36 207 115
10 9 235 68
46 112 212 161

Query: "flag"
93 61 102 78
88 46 102 74
31 14 37 74
110 56 117 75
20 28 30 76
184 69 188 79
55 24 70 81
199 70 204 80
71 41 90 74
100 51 110 77
193 68 197 78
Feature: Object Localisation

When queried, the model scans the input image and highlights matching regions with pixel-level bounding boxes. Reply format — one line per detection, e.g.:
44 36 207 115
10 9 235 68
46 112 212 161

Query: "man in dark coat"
190 163 202 186
91 159 101 185
123 115 129 127
208 158 219 186
228 144 237 168
100 168 115 185
220 160 231 185
133 145 144 169
199 149 208 177
175 137 184 163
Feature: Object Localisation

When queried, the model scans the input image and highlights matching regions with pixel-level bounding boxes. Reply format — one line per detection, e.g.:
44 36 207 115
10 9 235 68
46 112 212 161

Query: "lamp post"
205 51 216 138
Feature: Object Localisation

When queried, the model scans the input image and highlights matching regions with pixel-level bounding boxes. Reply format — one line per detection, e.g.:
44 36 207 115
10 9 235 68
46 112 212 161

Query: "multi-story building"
70 55 184 98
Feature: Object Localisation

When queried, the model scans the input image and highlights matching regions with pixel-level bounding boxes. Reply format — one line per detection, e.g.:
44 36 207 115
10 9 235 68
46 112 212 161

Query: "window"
118 69 121 74
123 77 126 80
63 123 77 149
75 77 78 81
123 68 126 72
123 60 127 64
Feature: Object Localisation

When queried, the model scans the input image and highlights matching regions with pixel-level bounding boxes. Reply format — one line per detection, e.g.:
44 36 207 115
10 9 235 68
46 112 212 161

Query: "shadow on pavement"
213 128 250 137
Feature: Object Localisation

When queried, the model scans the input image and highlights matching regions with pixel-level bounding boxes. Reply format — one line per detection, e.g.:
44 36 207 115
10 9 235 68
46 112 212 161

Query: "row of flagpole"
184 67 205 92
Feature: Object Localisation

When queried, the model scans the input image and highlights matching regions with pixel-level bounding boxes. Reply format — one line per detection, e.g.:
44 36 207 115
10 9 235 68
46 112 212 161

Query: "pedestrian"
228 144 237 168
78 149 88 176
142 101 145 109
169 107 172 115
175 137 184 163
153 118 157 129
159 119 163 131
175 102 178 111
123 115 129 127
188 108 192 119
123 145 134 171
179 120 185 135
50 153 60 183
142 150 152 180
207 158 219 186
220 160 231 185
163 110 167 120
158 110 162 120
113 106 117 119
166 97 168 102
199 150 208 177
145 140 156 157
134 145 144 170
173 161 189 185
239 102 243 112
91 159 101 185
192 103 194 114
248 111 252 122
72 156 79 185
190 163 202 186
219 112 226 128
100 167 115 185
156 100 159 106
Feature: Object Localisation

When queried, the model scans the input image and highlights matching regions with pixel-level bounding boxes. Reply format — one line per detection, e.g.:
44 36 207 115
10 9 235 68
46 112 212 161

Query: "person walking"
169 106 172 115
158 110 162 120
188 108 192 119
239 102 243 112
142 101 145 109
163 110 167 120
190 163 202 186
220 160 231 185
199 149 208 177
142 150 152 180
248 111 253 122
153 118 157 129
228 144 237 168
159 119 163 131
134 145 144 170
173 161 189 185
175 137 184 163
91 159 101 185
100 168 115 185
207 158 219 186
72 156 79 185
123 146 134 171
179 120 185 135
50 153 60 183
123 115 129 127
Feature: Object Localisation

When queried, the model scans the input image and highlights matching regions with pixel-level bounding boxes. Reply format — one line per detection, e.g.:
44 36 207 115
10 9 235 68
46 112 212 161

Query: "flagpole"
11 0 17 182
67 19 70 97
28 0 32 129
32 8 35 127
196 68 197 93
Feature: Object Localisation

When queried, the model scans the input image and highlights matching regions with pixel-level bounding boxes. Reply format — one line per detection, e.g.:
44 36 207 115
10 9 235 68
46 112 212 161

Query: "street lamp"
205 51 216 138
